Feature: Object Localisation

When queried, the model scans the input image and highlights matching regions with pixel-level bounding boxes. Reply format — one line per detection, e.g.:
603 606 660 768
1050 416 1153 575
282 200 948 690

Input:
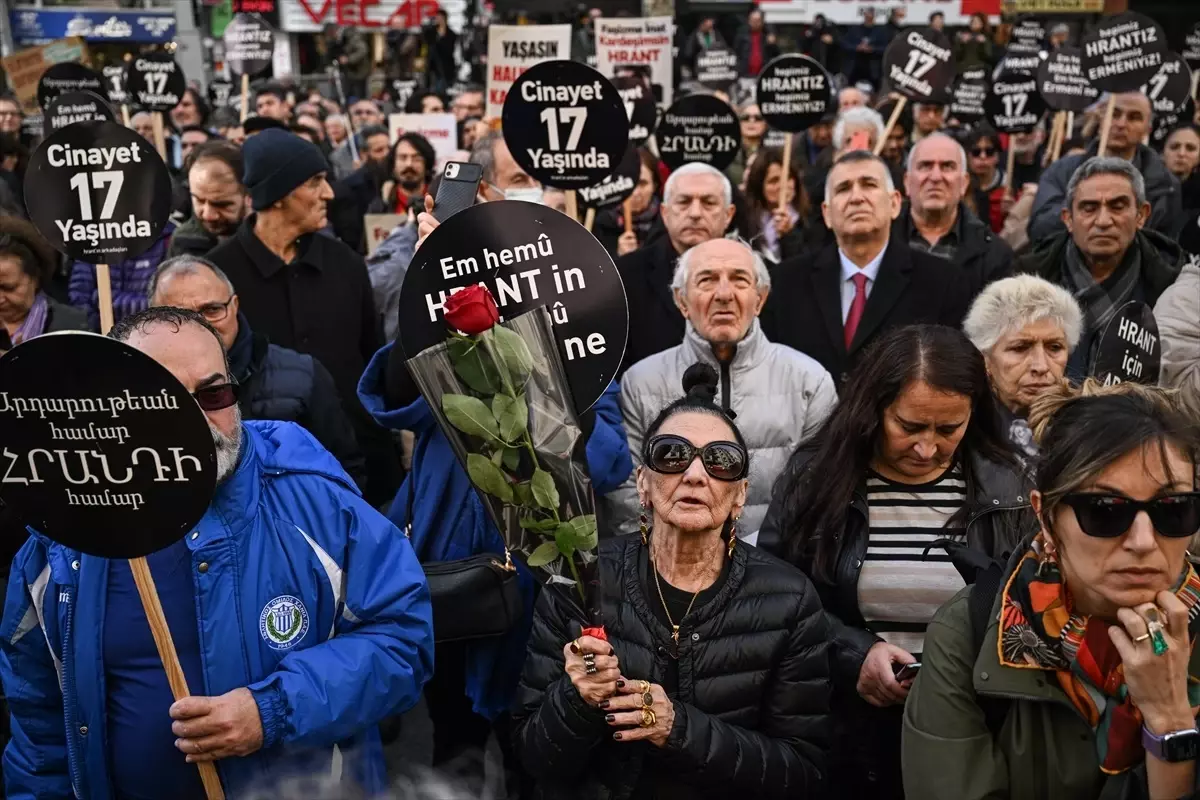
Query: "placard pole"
129 558 226 800
565 190 578 223
1097 93 1116 157
240 74 250 123
584 207 596 232
623 198 633 235
874 97 907 156
777 136 793 214
152 111 168 163
96 265 115 335
1192 71 1199 104
121 104 131 128
1050 112 1066 162
1066 110 1074 142
1004 144 1016 193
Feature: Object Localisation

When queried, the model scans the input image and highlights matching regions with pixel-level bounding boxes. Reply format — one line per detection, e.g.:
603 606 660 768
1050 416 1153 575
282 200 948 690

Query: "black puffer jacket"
512 534 830 800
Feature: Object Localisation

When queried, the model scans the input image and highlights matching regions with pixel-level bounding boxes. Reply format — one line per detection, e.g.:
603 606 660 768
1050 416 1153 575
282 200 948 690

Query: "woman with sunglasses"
965 126 1006 234
903 381 1200 800
759 324 1033 800
727 103 767 188
513 364 830 798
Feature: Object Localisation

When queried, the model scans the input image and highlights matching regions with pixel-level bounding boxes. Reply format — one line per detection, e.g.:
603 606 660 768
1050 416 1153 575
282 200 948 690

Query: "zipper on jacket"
61 589 83 798
719 360 731 412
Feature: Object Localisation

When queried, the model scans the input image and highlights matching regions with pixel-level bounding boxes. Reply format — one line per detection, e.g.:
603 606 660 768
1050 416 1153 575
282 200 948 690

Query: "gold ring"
570 638 582 654
642 691 654 707
640 707 657 728
1134 633 1152 642
638 680 650 694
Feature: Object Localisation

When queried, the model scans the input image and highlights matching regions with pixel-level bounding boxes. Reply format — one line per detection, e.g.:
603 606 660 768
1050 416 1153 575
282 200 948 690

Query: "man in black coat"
763 151 972 382
892 133 1014 292
207 128 400 505
330 124 392 254
149 254 368 489
168 140 251 259
615 163 736 376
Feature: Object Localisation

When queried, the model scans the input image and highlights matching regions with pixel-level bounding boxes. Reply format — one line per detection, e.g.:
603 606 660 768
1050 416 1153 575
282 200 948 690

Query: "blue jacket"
0 421 434 799
358 342 632 719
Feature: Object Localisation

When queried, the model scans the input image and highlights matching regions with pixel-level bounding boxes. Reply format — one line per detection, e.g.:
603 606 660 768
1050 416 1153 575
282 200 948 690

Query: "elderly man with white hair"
892 132 1014 290
616 162 737 375
964 274 1083 456
612 237 837 540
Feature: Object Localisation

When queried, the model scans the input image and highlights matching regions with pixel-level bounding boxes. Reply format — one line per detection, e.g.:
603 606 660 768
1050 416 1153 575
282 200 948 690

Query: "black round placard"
23 120 172 264
1140 52 1192 117
656 93 740 172
998 42 1044 77
755 54 835 133
1089 302 1161 386
883 28 956 104
577 146 640 209
37 62 107 110
224 13 275 78
1012 17 1046 48
0 332 217 559
501 60 629 190
1080 12 1168 93
694 47 739 93
949 68 988 125
614 75 658 146
43 91 116 135
1185 23 1200 70
985 73 1048 133
102 64 127 105
123 53 186 112
397 201 628 413
1037 47 1101 113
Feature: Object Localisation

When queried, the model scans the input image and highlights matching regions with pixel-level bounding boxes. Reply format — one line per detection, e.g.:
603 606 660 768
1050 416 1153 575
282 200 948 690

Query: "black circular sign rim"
1079 11 1169 94
1185 22 1200 69
224 13 275 78
23 120 174 264
882 27 957 105
755 53 836 134
656 93 740 172
1012 16 1047 47
501 60 631 190
1088 301 1162 386
123 52 187 112
37 62 108 110
1141 52 1193 117
1037 47 1101 113
396 200 629 415
577 145 640 210
613 75 658 146
0 332 218 559
43 90 117 135
985 73 1048 134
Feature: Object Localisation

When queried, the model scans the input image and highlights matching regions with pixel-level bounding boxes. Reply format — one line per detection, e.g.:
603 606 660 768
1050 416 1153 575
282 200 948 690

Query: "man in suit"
764 151 973 382
615 163 736 375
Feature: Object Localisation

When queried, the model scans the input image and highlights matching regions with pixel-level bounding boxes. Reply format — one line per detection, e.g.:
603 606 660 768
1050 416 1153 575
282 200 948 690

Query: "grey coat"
611 319 837 541
1154 255 1200 402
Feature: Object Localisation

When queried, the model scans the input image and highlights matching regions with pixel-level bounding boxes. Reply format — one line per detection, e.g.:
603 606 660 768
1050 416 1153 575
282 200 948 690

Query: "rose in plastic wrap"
443 284 500 335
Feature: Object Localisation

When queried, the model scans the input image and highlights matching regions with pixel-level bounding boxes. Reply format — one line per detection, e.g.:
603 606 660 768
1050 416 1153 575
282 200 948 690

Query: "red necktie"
844 272 869 350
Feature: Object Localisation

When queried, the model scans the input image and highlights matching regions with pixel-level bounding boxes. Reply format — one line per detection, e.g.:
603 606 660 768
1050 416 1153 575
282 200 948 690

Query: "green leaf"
502 447 521 472
448 338 500 394
554 526 576 560
513 481 533 506
519 516 560 533
531 468 560 511
527 541 560 567
492 325 536 383
442 394 500 442
466 452 513 503
492 393 528 443
555 515 598 552
490 449 504 467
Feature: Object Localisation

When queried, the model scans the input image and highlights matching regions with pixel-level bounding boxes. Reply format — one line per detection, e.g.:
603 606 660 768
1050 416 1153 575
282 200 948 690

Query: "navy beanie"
242 128 329 211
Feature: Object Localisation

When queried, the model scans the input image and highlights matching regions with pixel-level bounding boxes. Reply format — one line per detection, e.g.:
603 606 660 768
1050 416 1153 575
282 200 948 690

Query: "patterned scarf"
11 292 49 345
1063 238 1142 338
999 539 1200 774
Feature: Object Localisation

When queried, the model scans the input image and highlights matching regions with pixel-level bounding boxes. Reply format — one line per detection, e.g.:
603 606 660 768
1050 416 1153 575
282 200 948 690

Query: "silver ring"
583 653 597 675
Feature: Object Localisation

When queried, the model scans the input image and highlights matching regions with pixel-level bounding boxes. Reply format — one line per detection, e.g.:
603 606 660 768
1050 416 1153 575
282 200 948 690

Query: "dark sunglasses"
1060 492 1200 539
645 435 748 481
193 382 240 412
971 147 997 157
740 113 763 122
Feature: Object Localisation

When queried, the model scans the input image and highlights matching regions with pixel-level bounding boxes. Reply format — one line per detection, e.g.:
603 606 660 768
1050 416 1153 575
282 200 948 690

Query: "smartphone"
432 161 483 222
894 662 922 682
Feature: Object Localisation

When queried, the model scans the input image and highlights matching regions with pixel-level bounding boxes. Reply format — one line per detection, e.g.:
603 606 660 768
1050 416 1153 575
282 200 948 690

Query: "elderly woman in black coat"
512 365 830 799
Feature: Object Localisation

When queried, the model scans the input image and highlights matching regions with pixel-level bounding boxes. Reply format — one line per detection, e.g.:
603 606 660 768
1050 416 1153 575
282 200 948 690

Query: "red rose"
444 284 500 335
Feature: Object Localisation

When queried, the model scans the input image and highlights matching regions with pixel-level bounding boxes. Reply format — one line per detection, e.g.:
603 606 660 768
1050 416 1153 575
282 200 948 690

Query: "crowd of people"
0 4 1199 800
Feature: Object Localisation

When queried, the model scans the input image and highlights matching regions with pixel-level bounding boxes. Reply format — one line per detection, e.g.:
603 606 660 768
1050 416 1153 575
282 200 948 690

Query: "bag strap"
968 561 1008 736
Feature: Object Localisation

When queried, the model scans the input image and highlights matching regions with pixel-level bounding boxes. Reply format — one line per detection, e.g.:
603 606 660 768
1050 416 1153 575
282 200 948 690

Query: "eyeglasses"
645 435 748 481
193 382 240 412
971 147 997 157
1060 492 1200 539
197 296 236 323
740 113 763 122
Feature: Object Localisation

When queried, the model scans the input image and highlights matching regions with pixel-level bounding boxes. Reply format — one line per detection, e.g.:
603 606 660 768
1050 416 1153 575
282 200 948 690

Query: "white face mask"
503 186 545 204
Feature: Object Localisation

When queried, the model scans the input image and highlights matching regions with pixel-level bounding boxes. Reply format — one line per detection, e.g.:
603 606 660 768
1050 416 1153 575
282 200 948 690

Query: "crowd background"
0 3 1199 800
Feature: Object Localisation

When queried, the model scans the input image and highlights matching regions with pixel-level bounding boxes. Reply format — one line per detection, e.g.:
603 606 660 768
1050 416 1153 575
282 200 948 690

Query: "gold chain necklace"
649 547 707 644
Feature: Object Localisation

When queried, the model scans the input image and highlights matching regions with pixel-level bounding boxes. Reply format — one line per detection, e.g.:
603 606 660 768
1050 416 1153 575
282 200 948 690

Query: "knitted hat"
242 128 329 211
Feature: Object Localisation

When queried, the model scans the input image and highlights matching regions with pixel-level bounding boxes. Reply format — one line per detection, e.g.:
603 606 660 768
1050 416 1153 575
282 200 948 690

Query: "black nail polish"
616 679 625 688
599 700 609 709
605 714 615 723
613 732 622 741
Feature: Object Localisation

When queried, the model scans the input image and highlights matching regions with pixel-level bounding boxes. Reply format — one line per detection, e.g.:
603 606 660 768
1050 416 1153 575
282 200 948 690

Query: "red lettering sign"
298 0 438 27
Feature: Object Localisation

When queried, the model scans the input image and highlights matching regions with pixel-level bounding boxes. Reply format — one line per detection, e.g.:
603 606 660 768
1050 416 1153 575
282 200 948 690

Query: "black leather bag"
405 471 523 643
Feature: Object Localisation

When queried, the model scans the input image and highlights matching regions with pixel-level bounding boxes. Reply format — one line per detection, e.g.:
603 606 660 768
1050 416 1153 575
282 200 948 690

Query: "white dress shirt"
838 244 888 322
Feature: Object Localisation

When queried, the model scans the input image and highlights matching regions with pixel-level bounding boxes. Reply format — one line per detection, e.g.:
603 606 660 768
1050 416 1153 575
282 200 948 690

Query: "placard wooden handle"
583 207 596 232
240 74 250 124
1004 145 1016 193
1097 93 1116 158
129 557 226 800
777 135 793 214
151 112 168 163
565 190 578 223
622 198 633 235
96 264 114 335
875 97 907 156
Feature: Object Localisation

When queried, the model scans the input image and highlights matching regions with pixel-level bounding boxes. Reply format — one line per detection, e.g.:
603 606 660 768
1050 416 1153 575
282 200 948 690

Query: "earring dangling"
639 505 649 546
728 517 738 557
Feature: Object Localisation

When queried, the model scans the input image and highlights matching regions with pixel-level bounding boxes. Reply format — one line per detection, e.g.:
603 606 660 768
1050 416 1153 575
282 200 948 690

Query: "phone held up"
432 161 484 223
893 662 921 682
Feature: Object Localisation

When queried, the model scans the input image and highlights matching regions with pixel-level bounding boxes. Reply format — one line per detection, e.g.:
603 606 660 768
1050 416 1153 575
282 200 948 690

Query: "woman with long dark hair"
592 148 663 260
759 324 1036 800
743 147 808 263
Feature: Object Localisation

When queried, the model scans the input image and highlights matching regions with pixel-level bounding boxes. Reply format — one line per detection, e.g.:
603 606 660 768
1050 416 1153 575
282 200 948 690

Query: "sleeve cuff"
248 679 289 749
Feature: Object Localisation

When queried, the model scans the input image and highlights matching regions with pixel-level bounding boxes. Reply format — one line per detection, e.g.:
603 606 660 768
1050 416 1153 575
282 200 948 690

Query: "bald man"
893 133 1014 289
1030 92 1182 240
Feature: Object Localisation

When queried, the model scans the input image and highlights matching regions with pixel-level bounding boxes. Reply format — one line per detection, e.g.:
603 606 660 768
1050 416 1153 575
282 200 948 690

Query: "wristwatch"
1142 725 1200 762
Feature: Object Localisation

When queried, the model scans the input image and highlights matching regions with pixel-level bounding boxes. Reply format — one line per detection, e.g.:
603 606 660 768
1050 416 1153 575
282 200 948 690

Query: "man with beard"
0 306 433 799
380 132 435 213
331 125 393 253
170 141 251 258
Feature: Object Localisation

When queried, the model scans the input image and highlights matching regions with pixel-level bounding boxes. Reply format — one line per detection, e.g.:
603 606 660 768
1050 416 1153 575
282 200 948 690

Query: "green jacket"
903 581 1200 800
